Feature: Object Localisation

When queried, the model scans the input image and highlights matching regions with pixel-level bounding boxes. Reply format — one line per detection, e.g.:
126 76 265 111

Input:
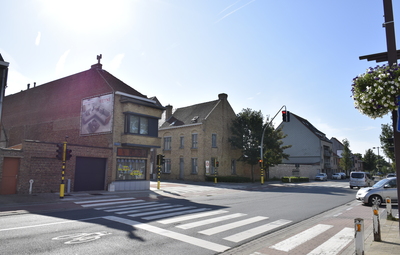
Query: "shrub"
281 176 309 183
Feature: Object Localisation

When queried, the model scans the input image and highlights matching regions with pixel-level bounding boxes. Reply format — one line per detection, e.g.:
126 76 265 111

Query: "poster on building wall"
116 158 146 180
80 94 113 135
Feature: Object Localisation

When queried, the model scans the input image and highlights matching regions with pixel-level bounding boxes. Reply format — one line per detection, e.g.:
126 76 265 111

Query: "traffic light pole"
260 105 288 184
59 141 67 199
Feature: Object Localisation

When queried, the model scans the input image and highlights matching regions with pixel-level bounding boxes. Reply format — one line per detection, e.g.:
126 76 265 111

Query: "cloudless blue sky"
1 0 399 158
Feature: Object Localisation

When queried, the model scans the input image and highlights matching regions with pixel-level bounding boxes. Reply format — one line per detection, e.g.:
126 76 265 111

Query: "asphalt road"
0 180 357 255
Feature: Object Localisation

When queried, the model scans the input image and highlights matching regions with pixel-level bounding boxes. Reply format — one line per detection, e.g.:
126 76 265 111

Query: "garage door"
74 157 106 192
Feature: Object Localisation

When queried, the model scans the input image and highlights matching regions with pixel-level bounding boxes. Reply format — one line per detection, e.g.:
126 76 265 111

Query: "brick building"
0 57 164 194
158 94 247 181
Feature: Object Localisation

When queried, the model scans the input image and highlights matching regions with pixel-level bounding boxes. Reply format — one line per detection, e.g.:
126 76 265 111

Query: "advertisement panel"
80 93 113 135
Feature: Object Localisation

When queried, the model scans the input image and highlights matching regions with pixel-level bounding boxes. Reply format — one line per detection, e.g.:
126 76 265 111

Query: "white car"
315 173 327 181
332 173 341 180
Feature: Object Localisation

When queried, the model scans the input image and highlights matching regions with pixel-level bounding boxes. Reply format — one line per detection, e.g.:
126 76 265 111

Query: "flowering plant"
351 63 400 119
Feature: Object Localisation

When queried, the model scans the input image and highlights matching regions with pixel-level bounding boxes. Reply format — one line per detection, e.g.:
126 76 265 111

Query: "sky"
1 0 399 158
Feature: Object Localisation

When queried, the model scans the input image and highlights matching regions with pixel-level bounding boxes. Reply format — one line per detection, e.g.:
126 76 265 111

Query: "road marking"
94 200 147 210
104 202 162 212
0 217 103 232
103 216 230 253
158 210 229 224
270 224 333 252
143 208 211 221
224 219 292 243
177 213 246 230
115 204 179 214
76 198 139 207
307 227 354 255
199 216 268 235
128 206 196 218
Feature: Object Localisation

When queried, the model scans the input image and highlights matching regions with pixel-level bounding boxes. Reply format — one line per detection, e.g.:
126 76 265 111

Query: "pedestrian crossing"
74 198 355 254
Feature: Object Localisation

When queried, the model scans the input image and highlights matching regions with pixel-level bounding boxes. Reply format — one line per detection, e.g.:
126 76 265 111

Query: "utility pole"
359 0 400 233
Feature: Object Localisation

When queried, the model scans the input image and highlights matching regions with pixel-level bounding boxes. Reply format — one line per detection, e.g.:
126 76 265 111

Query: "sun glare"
40 0 132 33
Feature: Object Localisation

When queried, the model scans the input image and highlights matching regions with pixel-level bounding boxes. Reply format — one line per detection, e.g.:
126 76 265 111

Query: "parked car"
386 173 396 178
315 173 327 181
349 171 374 189
356 177 397 206
338 173 346 179
332 173 341 180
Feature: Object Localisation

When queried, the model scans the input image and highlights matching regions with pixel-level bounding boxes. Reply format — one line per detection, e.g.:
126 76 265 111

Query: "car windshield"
372 179 389 188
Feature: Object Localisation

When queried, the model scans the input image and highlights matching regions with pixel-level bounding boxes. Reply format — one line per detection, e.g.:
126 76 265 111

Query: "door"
179 158 184 180
74 157 107 191
0 157 20 195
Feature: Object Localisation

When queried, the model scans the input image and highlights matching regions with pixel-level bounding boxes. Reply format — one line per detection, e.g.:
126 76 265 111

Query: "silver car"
356 177 398 206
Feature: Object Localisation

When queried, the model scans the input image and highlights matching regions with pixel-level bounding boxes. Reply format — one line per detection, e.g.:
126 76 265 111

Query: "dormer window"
191 116 199 123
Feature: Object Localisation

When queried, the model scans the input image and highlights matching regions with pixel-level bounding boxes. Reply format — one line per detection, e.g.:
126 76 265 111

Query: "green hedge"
281 176 309 183
205 176 252 183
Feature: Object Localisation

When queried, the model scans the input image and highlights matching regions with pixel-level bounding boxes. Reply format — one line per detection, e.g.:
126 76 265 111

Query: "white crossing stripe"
199 216 268 235
270 224 333 252
115 204 177 214
127 206 196 218
224 219 292 243
95 200 147 210
158 210 229 224
177 213 246 230
103 202 163 212
307 227 354 255
143 208 211 221
75 198 138 207
103 216 230 253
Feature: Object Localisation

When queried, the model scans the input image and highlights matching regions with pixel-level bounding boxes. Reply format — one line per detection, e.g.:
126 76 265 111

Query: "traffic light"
259 159 263 167
56 143 63 160
157 154 165 165
215 161 219 168
282 110 290 122
66 148 72 160
387 137 394 152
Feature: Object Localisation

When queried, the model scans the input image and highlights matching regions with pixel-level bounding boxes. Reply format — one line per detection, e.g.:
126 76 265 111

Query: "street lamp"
373 147 380 173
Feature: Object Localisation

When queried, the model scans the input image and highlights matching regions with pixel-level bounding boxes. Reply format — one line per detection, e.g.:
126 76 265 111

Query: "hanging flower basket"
351 63 400 119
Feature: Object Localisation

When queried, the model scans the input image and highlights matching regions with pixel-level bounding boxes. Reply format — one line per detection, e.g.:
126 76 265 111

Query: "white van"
350 172 374 189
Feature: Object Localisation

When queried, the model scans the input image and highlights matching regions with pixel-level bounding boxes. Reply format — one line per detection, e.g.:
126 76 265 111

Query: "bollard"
354 218 364 255
372 204 381 241
386 197 393 220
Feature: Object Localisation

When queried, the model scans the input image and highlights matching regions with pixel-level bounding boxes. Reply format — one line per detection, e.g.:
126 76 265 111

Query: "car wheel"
369 195 382 206
350 186 353 189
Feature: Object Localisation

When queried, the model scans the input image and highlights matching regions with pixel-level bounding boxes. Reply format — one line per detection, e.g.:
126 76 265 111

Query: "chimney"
218 93 228 100
27 83 30 89
34 82 36 87
91 54 103 70
165 105 173 120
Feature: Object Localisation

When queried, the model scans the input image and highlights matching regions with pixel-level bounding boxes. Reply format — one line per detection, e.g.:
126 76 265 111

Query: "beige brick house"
0 58 164 194
158 94 246 181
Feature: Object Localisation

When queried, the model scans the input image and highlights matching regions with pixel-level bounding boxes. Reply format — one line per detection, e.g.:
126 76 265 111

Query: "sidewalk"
0 181 398 254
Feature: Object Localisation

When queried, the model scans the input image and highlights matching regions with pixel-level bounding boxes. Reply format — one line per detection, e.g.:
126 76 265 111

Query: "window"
164 137 172 150
191 158 198 174
212 134 217 148
124 113 159 137
192 133 198 149
163 159 171 173
116 159 146 180
180 136 184 149
231 159 236 175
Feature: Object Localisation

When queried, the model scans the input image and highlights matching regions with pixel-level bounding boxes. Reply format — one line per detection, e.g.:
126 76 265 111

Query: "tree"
339 139 352 176
229 108 290 182
363 149 377 172
380 123 395 163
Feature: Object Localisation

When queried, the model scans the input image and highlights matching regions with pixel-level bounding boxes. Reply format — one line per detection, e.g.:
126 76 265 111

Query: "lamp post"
373 147 380 174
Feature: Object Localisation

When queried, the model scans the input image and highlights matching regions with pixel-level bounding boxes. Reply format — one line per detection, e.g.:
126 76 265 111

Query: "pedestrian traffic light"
157 154 165 165
66 148 72 160
216 161 219 168
282 110 290 122
56 143 63 160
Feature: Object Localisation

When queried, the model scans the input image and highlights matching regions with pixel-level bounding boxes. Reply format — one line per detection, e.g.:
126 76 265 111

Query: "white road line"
143 208 211 221
94 200 146 210
269 224 333 252
74 197 136 205
177 213 246 230
158 210 229 224
106 203 167 212
78 199 140 207
199 216 268 236
103 216 230 253
307 227 354 255
116 205 180 214
127 206 196 218
224 219 292 243
0 217 103 232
